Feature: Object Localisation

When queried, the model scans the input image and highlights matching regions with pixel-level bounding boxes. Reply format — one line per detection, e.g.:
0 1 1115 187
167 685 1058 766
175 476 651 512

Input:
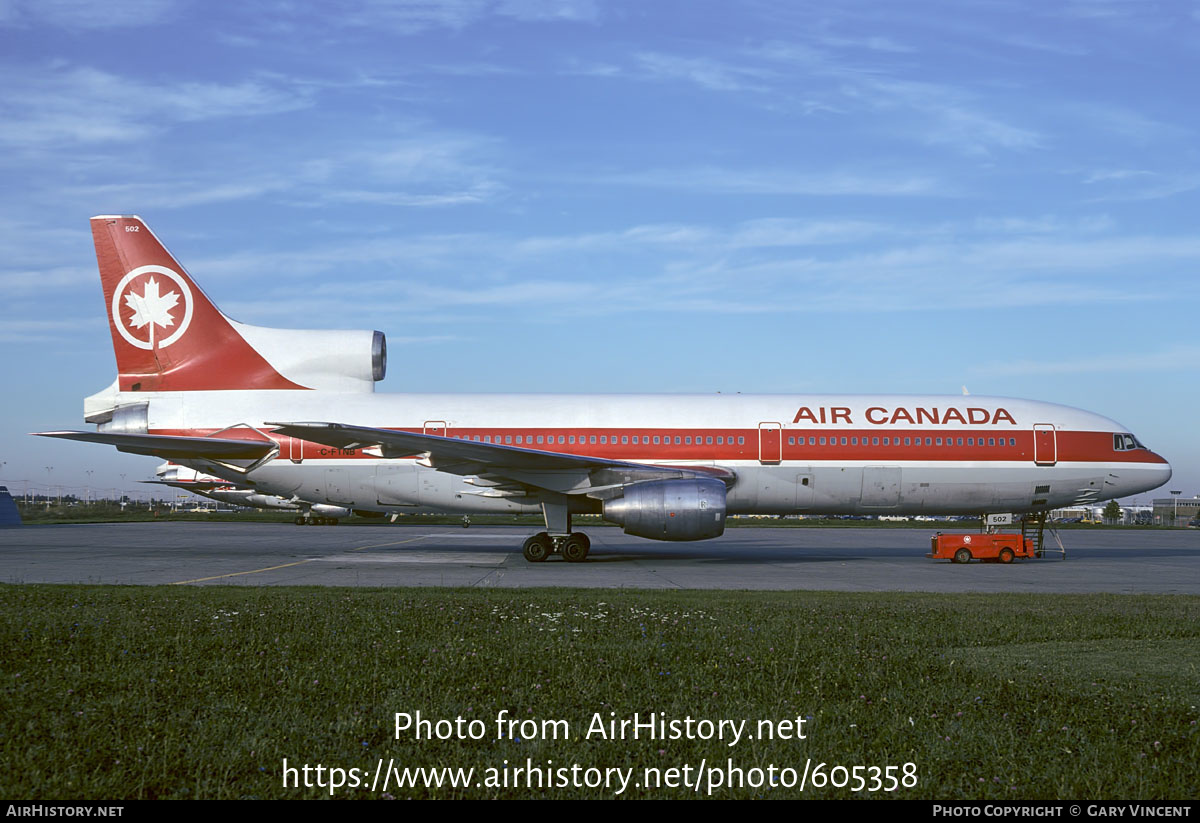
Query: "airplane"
147 462 353 525
35 215 1172 562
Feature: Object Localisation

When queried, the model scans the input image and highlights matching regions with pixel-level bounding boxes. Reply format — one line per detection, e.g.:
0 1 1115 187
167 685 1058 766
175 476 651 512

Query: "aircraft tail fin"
92 216 385 393
0 486 22 527
92 215 307 392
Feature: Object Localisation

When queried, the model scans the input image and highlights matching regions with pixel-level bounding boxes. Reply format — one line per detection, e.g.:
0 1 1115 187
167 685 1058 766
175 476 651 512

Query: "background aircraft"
148 462 352 525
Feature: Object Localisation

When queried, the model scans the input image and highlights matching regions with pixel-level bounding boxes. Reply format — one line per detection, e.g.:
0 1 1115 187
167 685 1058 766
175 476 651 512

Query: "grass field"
1 585 1196 799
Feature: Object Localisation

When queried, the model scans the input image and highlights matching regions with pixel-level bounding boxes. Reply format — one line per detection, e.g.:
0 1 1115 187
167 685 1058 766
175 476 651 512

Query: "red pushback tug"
928 532 1035 564
927 514 1056 564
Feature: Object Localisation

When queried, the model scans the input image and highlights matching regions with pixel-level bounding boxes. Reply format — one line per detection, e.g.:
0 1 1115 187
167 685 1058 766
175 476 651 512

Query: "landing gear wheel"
562 533 590 563
522 532 552 563
998 547 1014 564
462 516 471 529
953 548 971 564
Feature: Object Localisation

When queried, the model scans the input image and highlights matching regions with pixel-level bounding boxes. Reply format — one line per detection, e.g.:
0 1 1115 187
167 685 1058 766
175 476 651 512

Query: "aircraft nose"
1115 454 1171 498
1137 454 1172 495
1153 455 1172 489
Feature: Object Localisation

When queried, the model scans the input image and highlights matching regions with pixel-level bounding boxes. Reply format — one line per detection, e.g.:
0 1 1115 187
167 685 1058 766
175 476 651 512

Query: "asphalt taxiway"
1 522 1197 593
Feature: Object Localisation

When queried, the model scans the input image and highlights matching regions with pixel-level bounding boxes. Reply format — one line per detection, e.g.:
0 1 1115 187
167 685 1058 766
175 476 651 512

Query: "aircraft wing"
32 431 277 461
268 421 735 497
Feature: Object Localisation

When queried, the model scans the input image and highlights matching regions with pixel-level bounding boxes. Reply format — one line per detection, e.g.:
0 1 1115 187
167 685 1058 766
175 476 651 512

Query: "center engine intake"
602 478 727 541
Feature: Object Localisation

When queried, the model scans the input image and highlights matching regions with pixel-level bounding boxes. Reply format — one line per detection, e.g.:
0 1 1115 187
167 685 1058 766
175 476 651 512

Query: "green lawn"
1 585 1196 799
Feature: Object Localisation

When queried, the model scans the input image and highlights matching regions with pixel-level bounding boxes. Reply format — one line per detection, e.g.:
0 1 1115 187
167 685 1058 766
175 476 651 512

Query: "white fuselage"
125 389 1171 520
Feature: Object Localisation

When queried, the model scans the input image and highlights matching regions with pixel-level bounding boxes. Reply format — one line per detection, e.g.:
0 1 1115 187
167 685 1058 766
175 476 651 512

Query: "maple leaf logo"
111 266 194 351
123 277 180 337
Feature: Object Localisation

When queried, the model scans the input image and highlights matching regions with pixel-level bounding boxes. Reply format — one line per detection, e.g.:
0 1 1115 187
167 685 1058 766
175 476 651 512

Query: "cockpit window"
1114 433 1146 451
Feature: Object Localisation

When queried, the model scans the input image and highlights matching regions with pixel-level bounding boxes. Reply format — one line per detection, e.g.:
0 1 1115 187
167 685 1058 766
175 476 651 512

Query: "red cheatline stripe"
151 427 1165 465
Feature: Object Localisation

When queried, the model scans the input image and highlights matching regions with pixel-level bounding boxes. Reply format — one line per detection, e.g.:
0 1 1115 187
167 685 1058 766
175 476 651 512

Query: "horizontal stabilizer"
32 431 277 460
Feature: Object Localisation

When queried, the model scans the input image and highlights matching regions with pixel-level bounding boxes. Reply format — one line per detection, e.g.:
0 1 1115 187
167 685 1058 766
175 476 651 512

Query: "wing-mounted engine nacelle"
602 478 727 541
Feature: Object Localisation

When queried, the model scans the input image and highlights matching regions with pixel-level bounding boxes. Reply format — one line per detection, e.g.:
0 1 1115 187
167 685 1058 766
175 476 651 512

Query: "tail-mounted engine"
602 478 727 541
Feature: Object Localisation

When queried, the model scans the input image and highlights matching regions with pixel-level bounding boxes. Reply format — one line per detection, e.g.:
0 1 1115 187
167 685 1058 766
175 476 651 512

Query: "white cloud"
817 34 915 54
749 38 1048 157
65 179 292 210
0 65 312 149
852 78 1043 157
0 0 180 29
286 134 507 208
634 53 775 93
19 123 507 211
0 317 94 342
1061 103 1187 145
996 34 1090 57
496 0 598 23
168 215 1200 322
586 166 947 197
0 266 93 295
320 186 499 207
329 0 598 33
1082 169 1200 202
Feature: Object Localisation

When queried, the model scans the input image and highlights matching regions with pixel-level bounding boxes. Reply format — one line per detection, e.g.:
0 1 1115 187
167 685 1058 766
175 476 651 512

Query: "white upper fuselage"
138 389 1118 433
110 387 1171 515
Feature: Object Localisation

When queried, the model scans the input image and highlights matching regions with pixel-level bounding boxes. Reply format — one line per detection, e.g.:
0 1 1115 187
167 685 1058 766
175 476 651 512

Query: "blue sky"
0 0 1196 503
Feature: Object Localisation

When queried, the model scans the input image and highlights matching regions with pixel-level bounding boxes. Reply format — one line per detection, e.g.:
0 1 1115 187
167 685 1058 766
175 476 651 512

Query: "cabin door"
758 422 782 464
1033 424 1057 466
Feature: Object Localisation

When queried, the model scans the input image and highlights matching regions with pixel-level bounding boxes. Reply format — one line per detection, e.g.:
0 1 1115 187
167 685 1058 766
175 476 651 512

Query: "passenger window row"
786 435 1017 447
440 430 1019 449
446 433 748 447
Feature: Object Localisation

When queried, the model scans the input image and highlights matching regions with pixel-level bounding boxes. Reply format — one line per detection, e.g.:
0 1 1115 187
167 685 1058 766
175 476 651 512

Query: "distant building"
1049 506 1099 521
1049 505 1151 525
1152 496 1200 527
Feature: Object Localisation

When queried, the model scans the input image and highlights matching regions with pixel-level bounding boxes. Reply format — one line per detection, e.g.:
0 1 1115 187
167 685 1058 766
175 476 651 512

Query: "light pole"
1170 490 1181 527
44 466 53 509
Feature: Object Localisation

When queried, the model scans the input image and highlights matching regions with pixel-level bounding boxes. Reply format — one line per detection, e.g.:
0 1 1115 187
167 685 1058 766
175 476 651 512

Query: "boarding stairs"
1021 512 1065 559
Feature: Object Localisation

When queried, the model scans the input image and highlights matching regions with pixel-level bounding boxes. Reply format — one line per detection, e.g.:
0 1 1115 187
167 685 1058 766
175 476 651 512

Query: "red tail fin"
92 215 307 392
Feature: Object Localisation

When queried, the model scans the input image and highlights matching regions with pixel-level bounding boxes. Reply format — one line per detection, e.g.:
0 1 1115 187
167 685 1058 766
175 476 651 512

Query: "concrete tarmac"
2 522 1197 593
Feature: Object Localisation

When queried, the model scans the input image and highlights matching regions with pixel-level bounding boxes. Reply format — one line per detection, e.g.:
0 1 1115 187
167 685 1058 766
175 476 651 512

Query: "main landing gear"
521 501 591 563
294 515 339 526
522 531 590 563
